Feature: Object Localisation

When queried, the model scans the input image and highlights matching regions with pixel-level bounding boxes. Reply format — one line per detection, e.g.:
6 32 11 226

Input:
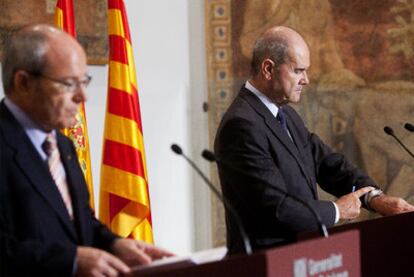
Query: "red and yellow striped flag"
99 0 153 242
55 0 95 209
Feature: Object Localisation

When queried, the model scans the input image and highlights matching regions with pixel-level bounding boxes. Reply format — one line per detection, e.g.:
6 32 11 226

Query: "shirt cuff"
332 201 340 223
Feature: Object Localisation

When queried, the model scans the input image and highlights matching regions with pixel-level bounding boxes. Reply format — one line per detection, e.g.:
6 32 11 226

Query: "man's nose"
73 86 87 103
300 71 309 85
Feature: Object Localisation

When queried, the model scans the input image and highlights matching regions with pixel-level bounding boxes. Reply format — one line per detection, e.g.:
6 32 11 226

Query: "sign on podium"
300 211 414 276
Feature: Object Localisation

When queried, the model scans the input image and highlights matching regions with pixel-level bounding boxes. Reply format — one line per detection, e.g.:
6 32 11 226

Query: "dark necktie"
277 107 289 133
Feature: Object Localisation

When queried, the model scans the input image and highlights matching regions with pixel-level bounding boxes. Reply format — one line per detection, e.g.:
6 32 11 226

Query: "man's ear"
13 70 33 93
261 59 275 80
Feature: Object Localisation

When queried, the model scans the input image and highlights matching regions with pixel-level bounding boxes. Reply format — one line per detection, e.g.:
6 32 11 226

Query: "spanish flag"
55 0 95 209
99 0 153 243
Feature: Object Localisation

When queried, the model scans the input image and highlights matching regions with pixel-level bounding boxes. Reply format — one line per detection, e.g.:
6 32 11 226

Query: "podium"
299 211 414 276
130 230 360 277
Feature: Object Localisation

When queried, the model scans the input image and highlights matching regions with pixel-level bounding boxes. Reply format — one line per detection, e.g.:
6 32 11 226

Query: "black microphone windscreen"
384 126 394 136
202 150 216 162
171 144 183 155
404 123 414 132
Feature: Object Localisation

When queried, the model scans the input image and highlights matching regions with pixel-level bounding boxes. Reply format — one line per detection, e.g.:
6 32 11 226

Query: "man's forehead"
288 45 310 67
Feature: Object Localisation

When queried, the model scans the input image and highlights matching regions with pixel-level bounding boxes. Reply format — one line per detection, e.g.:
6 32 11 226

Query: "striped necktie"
42 134 74 219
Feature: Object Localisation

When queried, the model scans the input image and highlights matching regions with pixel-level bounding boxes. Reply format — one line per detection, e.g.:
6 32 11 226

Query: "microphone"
404 123 414 132
383 126 414 159
201 149 329 238
171 144 252 255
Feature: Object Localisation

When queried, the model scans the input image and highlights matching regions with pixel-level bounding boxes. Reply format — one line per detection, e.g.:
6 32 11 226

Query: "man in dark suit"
214 26 414 253
0 24 171 276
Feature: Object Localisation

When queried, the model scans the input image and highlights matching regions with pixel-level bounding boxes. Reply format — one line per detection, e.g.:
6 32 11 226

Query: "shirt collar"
245 81 279 118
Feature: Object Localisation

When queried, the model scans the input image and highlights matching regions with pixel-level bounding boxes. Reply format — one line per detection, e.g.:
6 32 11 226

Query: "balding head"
1 24 88 131
249 26 310 105
1 24 84 95
250 26 309 76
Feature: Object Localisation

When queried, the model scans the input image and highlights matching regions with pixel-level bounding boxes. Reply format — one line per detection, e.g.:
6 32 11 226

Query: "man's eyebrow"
295 64 311 70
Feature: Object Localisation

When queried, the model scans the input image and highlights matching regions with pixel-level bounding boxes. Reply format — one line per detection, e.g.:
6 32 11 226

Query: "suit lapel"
57 133 88 244
240 88 301 158
239 89 315 193
0 102 78 242
284 108 317 195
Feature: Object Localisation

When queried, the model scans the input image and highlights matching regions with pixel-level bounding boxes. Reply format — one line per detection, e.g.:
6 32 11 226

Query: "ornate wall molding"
205 0 233 247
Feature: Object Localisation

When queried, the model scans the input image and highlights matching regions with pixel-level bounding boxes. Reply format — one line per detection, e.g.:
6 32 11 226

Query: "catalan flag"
55 0 95 209
99 0 153 242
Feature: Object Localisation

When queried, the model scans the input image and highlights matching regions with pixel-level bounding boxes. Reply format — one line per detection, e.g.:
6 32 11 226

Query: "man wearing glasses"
0 24 171 276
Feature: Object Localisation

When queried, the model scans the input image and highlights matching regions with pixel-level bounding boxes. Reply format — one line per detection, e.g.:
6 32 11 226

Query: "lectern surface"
130 230 360 277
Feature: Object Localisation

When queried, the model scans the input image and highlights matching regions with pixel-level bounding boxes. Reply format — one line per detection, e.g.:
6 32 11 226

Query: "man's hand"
370 195 414 216
111 238 174 266
76 246 130 277
335 187 375 220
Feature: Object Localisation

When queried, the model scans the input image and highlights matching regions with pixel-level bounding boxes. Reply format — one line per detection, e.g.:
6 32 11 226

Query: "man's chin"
60 120 77 129
292 92 302 103
67 115 79 126
289 97 301 104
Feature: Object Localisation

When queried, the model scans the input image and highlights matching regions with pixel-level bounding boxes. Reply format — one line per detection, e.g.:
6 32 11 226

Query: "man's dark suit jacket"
0 101 118 276
214 86 377 254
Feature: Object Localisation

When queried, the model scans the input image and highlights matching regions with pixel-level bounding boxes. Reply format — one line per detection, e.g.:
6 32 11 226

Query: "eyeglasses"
30 73 92 93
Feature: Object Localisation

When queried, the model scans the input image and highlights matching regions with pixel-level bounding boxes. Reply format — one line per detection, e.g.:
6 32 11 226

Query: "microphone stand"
384 126 414 159
171 144 253 255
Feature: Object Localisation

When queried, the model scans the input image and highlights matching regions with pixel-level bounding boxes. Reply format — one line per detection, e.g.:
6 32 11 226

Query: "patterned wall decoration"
205 0 233 248
0 0 107 64
206 0 414 247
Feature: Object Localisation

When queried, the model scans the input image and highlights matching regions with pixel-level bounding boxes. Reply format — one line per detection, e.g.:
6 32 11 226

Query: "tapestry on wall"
206 0 414 247
0 0 107 64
